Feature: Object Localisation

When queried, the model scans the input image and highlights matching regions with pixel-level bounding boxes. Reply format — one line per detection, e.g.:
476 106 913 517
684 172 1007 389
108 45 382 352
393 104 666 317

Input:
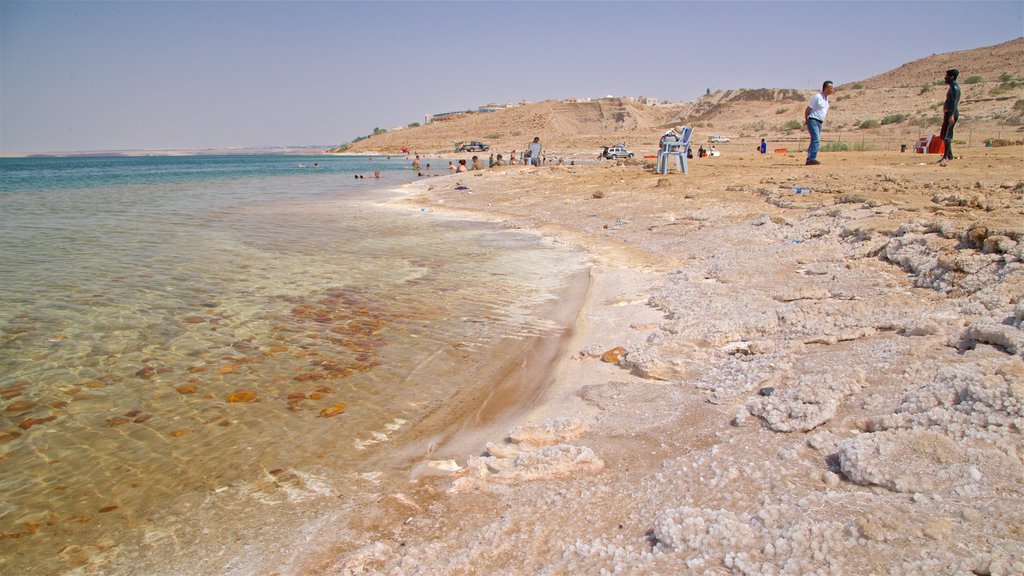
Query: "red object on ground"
774 148 788 154
643 155 657 159
915 135 944 154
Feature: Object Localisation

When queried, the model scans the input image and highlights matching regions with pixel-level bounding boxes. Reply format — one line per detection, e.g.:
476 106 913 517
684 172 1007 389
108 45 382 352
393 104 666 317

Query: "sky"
1 1 1021 154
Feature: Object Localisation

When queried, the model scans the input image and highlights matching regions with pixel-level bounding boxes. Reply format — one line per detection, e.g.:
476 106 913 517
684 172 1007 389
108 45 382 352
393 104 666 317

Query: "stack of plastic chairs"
657 126 693 174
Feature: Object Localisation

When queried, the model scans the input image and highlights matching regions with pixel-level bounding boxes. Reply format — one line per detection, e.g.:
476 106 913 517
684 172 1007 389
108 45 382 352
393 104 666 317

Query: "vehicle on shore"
600 144 634 160
708 135 730 143
456 141 489 152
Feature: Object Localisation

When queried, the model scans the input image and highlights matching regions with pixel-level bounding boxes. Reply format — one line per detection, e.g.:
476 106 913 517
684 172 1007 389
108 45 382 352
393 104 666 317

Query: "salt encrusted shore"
328 149 1024 575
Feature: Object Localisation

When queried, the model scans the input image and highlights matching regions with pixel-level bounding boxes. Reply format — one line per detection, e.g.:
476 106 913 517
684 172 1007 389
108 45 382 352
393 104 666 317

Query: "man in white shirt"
527 137 543 166
804 80 834 165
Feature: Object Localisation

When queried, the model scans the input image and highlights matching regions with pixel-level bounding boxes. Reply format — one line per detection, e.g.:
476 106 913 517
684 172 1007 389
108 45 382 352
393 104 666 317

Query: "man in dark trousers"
940 68 961 167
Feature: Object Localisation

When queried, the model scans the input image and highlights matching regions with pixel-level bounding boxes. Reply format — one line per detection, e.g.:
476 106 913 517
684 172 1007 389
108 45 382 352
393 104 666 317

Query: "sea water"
0 155 588 573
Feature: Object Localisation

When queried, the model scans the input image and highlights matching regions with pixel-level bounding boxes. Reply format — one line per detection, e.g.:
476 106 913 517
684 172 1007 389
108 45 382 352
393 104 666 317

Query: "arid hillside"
344 38 1024 158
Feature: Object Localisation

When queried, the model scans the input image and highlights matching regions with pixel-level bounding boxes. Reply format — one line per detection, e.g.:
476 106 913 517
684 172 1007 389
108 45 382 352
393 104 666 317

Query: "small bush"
859 119 879 129
407 122 420 128
909 115 942 127
775 107 788 114
919 83 931 94
484 133 502 139
1015 99 1024 111
850 141 873 151
1002 114 1024 126
881 114 907 125
1000 72 1013 83
822 142 849 152
965 75 984 84
783 119 802 130
853 83 864 90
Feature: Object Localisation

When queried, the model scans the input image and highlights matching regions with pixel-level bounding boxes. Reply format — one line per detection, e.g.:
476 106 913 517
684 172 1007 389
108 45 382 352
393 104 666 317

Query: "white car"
708 135 730 143
601 145 634 160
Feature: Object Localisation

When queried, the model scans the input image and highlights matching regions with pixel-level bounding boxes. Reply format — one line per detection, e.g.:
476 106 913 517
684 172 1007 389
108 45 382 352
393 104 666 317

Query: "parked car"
457 141 489 152
601 144 634 160
708 135 730 143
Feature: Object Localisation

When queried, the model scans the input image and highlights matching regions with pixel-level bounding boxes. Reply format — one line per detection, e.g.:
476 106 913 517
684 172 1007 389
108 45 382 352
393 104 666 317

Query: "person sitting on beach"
488 154 494 168
527 137 542 167
456 159 468 173
471 156 484 170
698 145 706 158
494 154 506 166
659 129 679 150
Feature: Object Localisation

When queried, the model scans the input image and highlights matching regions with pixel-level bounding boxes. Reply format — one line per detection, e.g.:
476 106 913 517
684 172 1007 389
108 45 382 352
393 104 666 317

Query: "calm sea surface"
0 155 587 573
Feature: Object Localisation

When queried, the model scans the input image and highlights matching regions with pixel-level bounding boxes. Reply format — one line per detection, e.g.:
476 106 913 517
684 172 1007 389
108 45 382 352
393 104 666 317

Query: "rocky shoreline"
327 148 1023 575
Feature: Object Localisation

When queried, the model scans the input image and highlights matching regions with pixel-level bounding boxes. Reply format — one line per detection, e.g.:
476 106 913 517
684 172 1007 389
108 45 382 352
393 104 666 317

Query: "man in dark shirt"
940 68 960 166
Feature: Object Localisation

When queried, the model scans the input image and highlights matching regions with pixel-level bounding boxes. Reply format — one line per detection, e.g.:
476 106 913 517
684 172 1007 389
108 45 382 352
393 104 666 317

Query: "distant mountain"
9 146 331 159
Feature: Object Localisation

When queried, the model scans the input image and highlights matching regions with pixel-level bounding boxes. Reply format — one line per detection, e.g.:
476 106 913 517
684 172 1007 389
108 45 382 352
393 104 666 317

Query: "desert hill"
343 38 1024 157
857 37 1024 89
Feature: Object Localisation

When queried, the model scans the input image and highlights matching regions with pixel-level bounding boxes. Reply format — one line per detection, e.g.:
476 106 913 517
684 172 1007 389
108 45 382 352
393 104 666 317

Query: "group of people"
408 71 963 177
410 137 550 177
804 68 959 166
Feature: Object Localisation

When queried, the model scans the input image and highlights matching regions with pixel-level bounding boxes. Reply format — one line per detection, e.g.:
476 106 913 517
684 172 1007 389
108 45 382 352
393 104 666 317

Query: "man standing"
804 80 834 165
940 68 961 166
527 137 543 167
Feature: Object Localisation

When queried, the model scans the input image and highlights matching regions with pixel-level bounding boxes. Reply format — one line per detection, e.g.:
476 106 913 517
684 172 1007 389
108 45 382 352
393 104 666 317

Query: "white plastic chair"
657 126 692 174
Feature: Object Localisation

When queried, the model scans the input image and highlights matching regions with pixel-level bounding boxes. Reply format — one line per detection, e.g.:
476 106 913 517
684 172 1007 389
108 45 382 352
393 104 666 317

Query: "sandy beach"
308 146 1024 575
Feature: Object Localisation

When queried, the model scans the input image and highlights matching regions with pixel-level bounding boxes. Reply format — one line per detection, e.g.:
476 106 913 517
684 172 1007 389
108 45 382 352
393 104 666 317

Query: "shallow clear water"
0 155 587 572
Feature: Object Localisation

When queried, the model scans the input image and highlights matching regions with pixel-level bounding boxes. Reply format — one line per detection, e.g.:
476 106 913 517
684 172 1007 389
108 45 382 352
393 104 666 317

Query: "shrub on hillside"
881 114 907 125
775 107 788 114
853 83 864 90
919 83 931 95
858 119 879 129
783 119 802 130
964 75 984 84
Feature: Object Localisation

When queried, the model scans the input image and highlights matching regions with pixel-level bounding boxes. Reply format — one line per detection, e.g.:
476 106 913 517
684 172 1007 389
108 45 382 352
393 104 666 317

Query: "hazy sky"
1 1 1021 153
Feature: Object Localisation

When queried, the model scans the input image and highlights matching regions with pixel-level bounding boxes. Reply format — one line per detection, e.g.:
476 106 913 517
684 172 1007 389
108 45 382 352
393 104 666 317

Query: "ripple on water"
0 176 586 573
